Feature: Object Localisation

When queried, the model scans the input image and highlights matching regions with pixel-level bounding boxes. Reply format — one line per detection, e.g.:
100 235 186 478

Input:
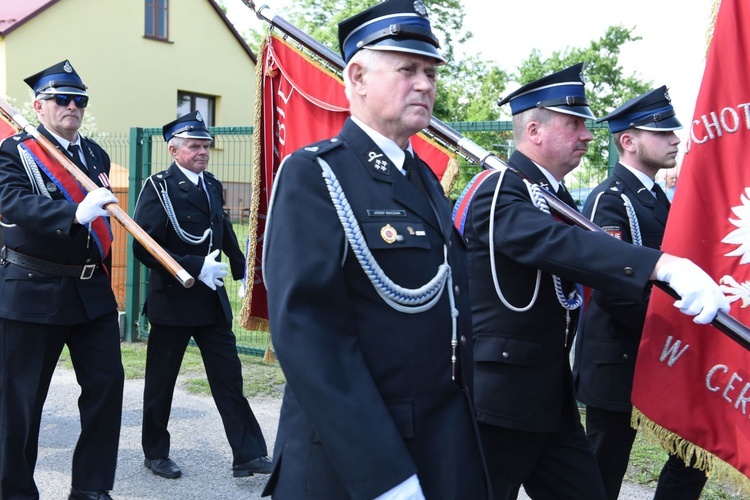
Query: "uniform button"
502 352 509 359
448 240 452 248
56 229 63 235
623 354 629 360
623 267 634 276
461 335 467 346
454 285 460 295
28 273 33 278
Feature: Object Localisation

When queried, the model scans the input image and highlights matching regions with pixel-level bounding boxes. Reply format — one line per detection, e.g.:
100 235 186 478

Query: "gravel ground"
36 367 656 499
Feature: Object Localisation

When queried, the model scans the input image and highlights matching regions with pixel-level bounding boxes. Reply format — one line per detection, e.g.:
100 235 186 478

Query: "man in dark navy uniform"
261 0 490 498
573 87 709 500
0 60 124 500
458 65 729 499
132 112 271 481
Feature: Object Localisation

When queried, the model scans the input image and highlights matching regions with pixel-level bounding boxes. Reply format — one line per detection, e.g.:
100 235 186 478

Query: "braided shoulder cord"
317 158 450 314
147 176 213 248
18 144 51 198
620 194 643 246
527 182 583 311
488 169 542 312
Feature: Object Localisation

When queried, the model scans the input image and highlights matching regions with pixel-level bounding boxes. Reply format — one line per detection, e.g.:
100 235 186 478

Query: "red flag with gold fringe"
631 0 750 485
240 33 460 337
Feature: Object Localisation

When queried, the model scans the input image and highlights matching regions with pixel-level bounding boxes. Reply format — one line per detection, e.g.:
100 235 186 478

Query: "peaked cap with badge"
596 85 683 133
338 0 445 64
162 111 212 142
498 62 595 119
23 59 88 97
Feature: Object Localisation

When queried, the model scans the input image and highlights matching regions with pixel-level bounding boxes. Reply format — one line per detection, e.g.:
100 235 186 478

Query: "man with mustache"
457 66 728 499
0 59 123 500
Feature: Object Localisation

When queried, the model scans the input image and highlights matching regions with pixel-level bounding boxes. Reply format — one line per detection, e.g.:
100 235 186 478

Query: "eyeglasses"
40 94 89 109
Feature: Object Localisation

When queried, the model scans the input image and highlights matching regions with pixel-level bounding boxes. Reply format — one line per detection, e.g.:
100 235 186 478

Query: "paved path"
36 367 656 499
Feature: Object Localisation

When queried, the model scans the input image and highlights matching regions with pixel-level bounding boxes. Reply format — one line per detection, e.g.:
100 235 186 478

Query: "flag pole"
0 98 195 288
242 1 750 349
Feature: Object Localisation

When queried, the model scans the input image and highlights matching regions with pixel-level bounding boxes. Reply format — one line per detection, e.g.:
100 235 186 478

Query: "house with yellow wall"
0 0 257 135
0 0 258 312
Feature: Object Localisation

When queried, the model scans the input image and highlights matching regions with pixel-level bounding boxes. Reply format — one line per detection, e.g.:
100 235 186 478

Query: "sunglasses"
41 94 89 109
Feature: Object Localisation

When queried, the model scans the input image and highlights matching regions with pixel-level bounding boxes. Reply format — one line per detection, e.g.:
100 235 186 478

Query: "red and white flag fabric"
239 33 460 333
632 0 750 484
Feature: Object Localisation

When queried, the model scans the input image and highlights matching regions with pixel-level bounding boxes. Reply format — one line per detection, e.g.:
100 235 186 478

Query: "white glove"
198 249 228 290
75 188 117 224
374 474 424 500
657 258 730 324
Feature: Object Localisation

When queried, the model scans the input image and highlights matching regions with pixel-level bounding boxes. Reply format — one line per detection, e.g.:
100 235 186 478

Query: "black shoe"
68 488 113 500
144 457 182 479
232 455 273 477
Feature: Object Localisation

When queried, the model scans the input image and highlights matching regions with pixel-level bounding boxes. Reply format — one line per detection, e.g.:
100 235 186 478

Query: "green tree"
514 25 653 189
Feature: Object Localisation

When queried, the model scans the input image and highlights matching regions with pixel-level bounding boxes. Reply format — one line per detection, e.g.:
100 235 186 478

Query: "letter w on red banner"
632 0 750 485
240 33 459 332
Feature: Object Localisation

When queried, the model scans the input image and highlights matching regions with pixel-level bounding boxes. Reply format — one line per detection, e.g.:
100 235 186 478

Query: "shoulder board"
602 179 625 195
204 171 218 181
82 136 101 147
150 170 170 181
292 136 345 161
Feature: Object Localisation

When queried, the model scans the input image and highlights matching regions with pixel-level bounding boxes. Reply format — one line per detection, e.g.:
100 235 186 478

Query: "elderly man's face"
33 95 84 142
355 51 437 147
170 138 211 174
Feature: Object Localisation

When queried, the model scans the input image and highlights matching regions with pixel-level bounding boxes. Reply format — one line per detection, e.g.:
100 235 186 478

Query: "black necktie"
403 150 429 199
197 177 210 209
556 183 577 210
67 144 88 174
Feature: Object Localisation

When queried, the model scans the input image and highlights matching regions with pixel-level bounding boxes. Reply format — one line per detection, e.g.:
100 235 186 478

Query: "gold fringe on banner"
632 407 750 494
239 35 270 336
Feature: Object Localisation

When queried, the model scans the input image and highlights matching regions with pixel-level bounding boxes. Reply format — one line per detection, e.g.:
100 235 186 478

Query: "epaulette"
83 135 101 147
204 171 218 181
602 178 626 196
150 169 171 181
293 136 345 161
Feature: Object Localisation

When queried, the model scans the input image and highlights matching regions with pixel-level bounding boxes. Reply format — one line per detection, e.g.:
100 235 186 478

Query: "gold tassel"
632 407 750 495
239 35 270 332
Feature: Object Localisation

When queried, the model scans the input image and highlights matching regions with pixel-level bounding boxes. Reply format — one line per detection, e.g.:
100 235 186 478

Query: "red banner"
632 0 750 484
240 33 459 332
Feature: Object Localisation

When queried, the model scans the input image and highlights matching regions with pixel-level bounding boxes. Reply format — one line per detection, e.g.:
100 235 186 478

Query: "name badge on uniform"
367 209 406 217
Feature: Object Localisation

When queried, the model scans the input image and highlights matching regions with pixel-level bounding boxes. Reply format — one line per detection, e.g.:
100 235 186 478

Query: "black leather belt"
0 246 98 279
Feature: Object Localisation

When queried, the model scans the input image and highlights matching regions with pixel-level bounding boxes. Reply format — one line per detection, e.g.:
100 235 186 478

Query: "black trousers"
141 321 268 465
586 406 708 500
479 418 607 500
0 313 124 499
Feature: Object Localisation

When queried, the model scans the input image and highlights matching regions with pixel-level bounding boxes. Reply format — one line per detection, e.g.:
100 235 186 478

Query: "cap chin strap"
356 23 439 50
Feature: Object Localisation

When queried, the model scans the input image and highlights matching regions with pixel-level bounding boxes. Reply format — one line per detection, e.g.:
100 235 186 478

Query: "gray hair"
343 48 385 101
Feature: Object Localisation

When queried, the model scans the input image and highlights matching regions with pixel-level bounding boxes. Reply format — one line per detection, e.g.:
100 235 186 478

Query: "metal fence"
96 126 268 357
95 121 615 358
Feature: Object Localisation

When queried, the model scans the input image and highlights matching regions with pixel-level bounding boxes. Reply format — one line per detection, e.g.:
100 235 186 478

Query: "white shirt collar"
176 163 203 186
47 129 81 150
532 161 560 192
619 162 655 191
351 116 412 174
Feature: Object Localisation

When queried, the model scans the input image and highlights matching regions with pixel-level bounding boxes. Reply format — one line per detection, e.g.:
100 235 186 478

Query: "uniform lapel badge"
381 224 399 244
46 181 58 192
367 149 389 173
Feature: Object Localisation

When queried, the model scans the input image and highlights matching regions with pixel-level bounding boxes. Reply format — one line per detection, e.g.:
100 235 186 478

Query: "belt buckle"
80 264 96 280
